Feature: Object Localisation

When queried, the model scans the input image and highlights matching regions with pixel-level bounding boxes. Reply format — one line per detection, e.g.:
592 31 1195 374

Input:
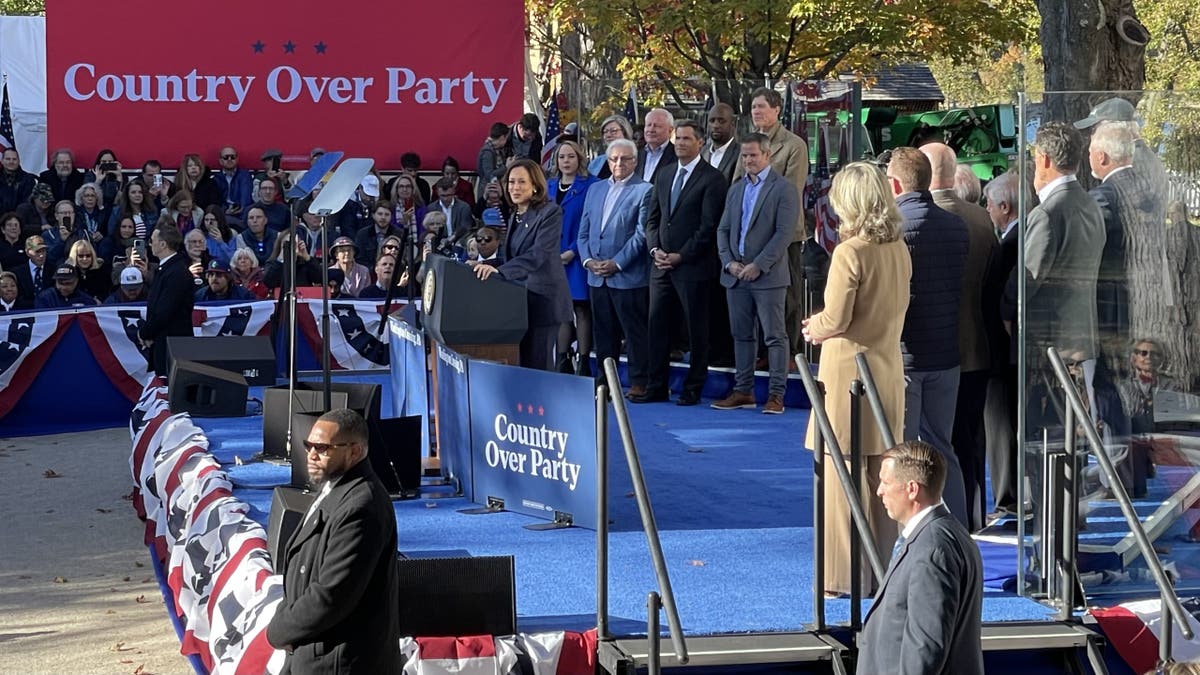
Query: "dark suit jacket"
13 260 48 303
266 460 401 675
636 142 677 185
429 199 476 244
496 201 572 326
985 223 1019 371
139 252 195 375
857 505 984 675
701 139 739 184
646 159 727 282
931 189 996 373
38 168 86 203
715 170 797 290
1089 169 1132 339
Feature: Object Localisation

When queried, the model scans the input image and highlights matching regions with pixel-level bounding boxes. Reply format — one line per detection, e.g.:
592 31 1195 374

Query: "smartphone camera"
100 161 118 172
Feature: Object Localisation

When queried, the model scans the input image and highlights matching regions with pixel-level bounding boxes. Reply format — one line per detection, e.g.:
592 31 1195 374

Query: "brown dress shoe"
625 385 648 400
762 394 784 414
710 390 756 410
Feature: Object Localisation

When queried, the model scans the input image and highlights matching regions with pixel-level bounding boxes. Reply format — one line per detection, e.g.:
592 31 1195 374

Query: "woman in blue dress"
549 140 597 375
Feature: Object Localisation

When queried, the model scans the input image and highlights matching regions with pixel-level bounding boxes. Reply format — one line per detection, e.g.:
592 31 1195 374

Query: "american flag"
540 93 561 169
0 77 14 150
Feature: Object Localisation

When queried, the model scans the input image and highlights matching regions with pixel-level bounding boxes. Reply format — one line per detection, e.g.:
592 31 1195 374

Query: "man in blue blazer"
577 138 655 398
712 134 797 414
858 440 984 675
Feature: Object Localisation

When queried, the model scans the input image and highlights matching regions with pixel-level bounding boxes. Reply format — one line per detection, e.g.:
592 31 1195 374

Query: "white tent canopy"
0 16 49 173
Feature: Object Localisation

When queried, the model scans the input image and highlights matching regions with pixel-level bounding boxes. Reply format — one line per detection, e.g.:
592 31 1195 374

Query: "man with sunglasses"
213 146 254 224
267 408 401 674
470 226 503 267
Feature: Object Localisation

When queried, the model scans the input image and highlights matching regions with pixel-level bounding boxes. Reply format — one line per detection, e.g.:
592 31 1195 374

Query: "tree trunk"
1037 0 1147 121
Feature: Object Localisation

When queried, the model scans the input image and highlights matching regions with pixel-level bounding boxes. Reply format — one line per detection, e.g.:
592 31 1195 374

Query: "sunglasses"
475 236 494 243
383 244 400 250
1133 349 1158 358
221 154 237 160
303 440 354 457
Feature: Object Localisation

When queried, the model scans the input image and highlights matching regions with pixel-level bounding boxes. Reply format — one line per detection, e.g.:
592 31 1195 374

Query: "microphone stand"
376 219 412 337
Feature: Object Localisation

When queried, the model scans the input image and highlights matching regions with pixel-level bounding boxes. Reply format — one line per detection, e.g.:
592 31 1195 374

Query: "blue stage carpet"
202 374 1053 636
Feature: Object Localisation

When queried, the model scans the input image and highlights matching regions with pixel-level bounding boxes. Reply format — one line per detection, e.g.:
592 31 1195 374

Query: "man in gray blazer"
1024 122 1106 386
858 440 983 675
578 138 655 398
712 133 797 414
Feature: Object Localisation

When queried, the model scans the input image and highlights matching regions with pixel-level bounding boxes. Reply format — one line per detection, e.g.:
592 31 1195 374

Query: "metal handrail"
854 353 898 448
1046 348 1194 642
602 358 689 664
596 384 610 640
795 354 886 582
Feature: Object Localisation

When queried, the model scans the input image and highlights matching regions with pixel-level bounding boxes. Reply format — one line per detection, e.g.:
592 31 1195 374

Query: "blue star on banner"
315 41 327 54
283 41 296 54
251 41 265 54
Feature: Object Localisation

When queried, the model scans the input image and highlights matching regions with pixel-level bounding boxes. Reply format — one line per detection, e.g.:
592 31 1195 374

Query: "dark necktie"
34 266 42 291
670 167 688 211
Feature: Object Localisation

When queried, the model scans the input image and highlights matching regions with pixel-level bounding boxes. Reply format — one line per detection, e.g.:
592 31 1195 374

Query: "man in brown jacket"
922 143 997 532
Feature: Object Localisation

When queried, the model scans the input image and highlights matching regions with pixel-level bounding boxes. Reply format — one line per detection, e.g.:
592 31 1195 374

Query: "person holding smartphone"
87 148 125 206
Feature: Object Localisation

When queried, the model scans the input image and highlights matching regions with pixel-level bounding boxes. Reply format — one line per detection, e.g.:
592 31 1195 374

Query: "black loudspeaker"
267 485 316 567
263 387 349 459
169 359 248 417
395 555 516 637
289 412 322 490
166 335 276 386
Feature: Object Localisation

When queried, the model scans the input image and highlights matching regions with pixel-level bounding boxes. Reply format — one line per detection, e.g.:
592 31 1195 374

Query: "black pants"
952 369 990 530
984 368 1019 514
520 324 558 371
648 274 710 395
590 284 649 386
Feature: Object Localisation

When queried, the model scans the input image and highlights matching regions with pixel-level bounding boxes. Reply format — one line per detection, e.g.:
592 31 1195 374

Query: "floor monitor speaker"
168 359 248 417
395 555 516 637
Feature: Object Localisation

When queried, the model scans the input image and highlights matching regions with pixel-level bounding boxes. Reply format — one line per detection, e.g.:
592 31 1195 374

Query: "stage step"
599 632 848 672
598 622 1107 674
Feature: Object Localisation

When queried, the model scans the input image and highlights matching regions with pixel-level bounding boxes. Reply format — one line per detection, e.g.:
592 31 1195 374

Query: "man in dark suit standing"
923 143 998 531
981 171 1022 519
712 134 797 414
858 440 984 675
642 120 728 405
637 108 677 185
578 138 655 399
267 409 401 675
703 103 739 185
1087 122 1135 350
139 223 195 376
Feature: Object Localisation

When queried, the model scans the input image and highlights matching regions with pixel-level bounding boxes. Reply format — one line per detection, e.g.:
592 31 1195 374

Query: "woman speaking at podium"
473 158 572 370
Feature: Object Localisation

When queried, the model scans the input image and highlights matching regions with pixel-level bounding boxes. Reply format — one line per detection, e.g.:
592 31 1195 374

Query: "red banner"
46 0 524 171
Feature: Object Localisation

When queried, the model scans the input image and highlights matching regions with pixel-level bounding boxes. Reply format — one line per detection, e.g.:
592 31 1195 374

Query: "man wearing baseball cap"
195 259 255 302
34 263 96 308
15 235 50 302
104 266 149 304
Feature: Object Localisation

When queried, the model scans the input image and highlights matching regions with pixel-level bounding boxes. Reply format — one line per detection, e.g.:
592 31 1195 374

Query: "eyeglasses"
475 236 494 243
303 440 355 457
221 154 237 160
1134 349 1158 358
383 244 400 251
608 155 636 164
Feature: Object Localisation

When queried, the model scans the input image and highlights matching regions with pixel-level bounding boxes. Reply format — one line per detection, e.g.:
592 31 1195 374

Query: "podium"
421 254 527 365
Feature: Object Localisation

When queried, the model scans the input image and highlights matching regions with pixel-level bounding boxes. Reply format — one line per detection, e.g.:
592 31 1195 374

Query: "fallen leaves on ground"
122 576 131 582
43 469 62 478
134 560 144 567
53 576 67 583
110 642 132 652
134 594 148 603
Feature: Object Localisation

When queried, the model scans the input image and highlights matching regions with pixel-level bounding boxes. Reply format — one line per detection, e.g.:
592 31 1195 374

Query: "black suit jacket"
38 169 87 203
636 142 677 185
645 159 728 281
139 252 195 375
13 261 48 303
266 460 401 675
985 224 1019 371
497 201 572 327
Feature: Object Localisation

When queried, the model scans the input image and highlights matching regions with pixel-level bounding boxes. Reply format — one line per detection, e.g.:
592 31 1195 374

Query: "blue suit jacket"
576 177 653 290
551 175 597 301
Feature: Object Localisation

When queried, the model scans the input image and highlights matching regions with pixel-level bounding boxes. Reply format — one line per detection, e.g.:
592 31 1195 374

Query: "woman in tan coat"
802 161 911 596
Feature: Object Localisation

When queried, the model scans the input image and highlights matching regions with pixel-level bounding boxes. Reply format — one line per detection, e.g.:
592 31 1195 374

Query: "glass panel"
1018 89 1200 605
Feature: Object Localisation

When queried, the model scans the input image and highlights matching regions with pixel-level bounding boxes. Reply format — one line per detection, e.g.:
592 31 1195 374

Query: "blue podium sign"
467 360 597 529
434 343 472 497
387 317 429 456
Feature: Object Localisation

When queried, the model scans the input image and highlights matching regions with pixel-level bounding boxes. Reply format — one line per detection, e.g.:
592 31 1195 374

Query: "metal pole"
603 358 689 664
795 354 886 581
854 353 897 448
647 591 662 675
1041 430 1056 601
596 384 610 640
318 214 332 410
1161 585 1174 669
813 412 826 631
284 223 300 454
1047 348 1193 640
849 380 864 629
1058 401 1076 620
1016 92 1029 597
